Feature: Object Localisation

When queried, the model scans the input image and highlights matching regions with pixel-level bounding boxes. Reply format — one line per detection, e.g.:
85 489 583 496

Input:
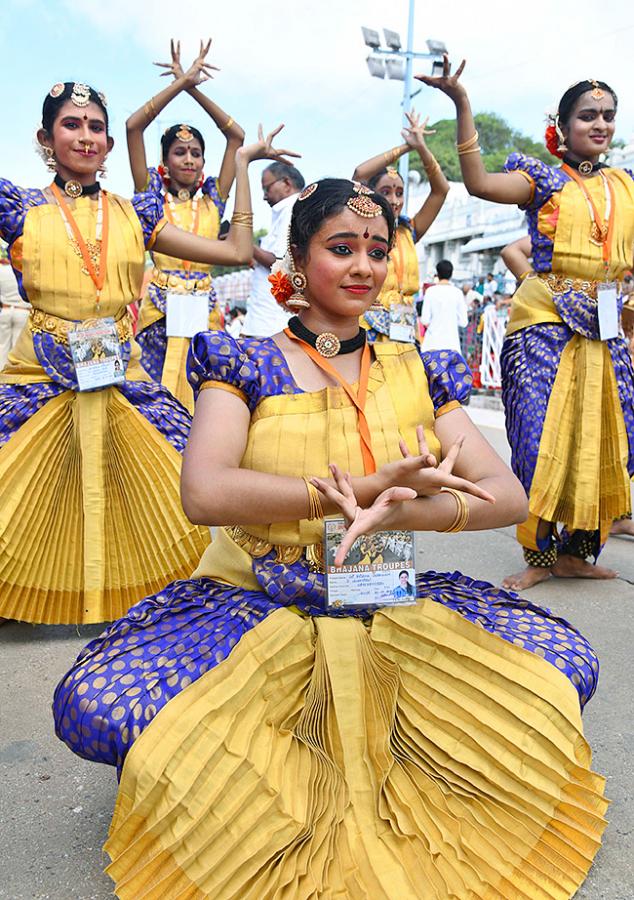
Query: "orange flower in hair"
268 270 293 306
544 124 563 159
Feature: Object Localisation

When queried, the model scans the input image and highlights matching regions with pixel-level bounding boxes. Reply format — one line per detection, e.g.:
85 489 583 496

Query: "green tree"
411 111 557 182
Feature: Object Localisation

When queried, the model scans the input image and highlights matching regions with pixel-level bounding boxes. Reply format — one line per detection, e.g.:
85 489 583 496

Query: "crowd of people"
1 40 632 898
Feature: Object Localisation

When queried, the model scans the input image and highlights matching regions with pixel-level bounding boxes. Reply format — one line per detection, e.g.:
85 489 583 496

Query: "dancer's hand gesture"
155 38 219 87
238 124 301 167
401 110 436 152
379 425 495 502
312 464 416 566
415 54 466 103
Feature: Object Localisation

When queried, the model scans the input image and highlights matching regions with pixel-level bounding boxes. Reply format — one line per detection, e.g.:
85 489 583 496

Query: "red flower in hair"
157 163 170 184
268 271 293 306
544 124 563 159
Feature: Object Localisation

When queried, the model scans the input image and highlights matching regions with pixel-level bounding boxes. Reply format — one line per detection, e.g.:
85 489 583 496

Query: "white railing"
479 306 509 389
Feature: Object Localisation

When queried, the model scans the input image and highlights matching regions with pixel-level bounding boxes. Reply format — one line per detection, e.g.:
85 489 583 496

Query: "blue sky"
3 0 633 228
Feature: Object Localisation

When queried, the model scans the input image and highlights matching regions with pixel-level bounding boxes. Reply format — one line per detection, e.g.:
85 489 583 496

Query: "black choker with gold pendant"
288 316 366 358
54 174 100 199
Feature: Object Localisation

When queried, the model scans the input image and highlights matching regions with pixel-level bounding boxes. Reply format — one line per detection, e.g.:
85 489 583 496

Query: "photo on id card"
68 317 125 392
324 518 417 609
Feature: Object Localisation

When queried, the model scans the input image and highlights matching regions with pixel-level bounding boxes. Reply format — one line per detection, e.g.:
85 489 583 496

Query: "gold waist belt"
151 267 212 293
29 309 133 345
226 525 325 573
538 273 604 300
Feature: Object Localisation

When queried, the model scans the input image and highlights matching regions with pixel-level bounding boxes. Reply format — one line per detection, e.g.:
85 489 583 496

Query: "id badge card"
597 282 619 341
388 303 416 343
165 291 209 338
68 317 125 392
324 518 417 609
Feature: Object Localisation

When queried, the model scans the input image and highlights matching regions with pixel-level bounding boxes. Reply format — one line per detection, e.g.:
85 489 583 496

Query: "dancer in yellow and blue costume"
127 39 245 412
56 179 606 898
0 79 278 625
353 109 449 342
421 58 634 591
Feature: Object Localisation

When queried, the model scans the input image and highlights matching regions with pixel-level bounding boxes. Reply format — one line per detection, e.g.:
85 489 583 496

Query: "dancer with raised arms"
420 56 634 590
127 39 245 412
0 75 294 625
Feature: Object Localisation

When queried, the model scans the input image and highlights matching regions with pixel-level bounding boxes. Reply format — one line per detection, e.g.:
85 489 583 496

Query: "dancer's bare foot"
610 518 634 538
502 566 552 591
552 556 617 579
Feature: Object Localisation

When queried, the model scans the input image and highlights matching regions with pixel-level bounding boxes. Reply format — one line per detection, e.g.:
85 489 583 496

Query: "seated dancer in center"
353 109 449 342
421 56 634 590
0 73 291 626
127 39 245 413
56 178 606 899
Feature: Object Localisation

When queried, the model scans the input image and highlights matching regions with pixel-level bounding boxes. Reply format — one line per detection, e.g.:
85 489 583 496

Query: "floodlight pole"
399 0 417 199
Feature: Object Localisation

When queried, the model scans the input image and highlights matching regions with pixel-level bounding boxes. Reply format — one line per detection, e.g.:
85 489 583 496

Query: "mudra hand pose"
0 75 286 625
127 39 246 412
353 110 449 342
420 56 634 591
55 179 605 898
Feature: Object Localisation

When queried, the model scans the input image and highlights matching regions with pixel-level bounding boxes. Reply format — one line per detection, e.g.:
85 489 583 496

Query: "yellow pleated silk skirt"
105 600 607 899
0 387 209 624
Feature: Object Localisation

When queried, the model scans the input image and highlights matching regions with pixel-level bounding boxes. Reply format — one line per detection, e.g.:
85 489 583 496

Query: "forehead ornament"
175 124 195 143
49 82 65 99
589 79 605 100
71 83 91 108
298 183 318 201
347 182 382 219
386 166 400 179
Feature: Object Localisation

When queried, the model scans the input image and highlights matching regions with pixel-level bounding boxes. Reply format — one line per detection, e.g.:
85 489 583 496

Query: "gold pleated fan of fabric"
0 388 208 624
106 601 607 899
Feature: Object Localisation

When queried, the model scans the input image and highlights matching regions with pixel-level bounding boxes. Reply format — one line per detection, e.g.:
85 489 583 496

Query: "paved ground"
1 417 633 899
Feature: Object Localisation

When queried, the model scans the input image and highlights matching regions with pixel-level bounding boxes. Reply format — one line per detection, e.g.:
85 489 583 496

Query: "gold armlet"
456 131 479 152
231 211 254 228
144 97 157 121
458 145 482 157
303 477 324 521
221 116 234 133
439 488 470 533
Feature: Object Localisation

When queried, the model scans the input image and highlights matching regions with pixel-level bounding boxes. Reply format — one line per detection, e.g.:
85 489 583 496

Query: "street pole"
399 0 416 209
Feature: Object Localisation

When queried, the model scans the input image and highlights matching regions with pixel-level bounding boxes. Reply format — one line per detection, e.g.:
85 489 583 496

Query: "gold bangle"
439 488 470 533
518 270 531 281
221 116 234 133
456 131 479 152
423 155 441 176
231 211 254 227
457 145 481 156
383 146 401 166
144 97 157 120
303 477 324 521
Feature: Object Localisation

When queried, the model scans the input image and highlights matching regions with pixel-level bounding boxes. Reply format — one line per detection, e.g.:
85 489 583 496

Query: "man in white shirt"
482 272 497 300
242 163 305 337
420 260 468 353
0 256 30 370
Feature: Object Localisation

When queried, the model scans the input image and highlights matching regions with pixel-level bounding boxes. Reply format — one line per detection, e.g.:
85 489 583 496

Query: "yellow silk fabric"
137 194 223 412
0 194 148 384
106 602 607 899
528 334 631 533
551 170 634 283
375 224 420 309
193 342 441 579
0 388 208 624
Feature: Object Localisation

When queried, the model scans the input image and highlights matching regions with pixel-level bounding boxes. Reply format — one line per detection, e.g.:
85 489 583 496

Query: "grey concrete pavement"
1 422 633 899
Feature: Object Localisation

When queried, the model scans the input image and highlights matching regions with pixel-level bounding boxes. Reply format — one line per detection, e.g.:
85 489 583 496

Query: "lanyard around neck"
562 164 615 269
51 183 109 302
284 329 376 475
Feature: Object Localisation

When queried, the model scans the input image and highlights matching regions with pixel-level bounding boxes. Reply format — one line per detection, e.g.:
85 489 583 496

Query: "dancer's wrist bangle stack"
440 488 470 533
231 211 254 228
303 477 324 521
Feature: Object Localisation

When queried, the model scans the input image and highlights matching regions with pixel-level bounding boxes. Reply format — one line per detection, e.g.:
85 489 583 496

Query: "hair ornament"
347 182 382 219
386 166 400 179
589 79 605 100
268 227 310 310
175 124 195 143
70 83 91 108
97 91 108 108
298 182 318 202
49 82 65 99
